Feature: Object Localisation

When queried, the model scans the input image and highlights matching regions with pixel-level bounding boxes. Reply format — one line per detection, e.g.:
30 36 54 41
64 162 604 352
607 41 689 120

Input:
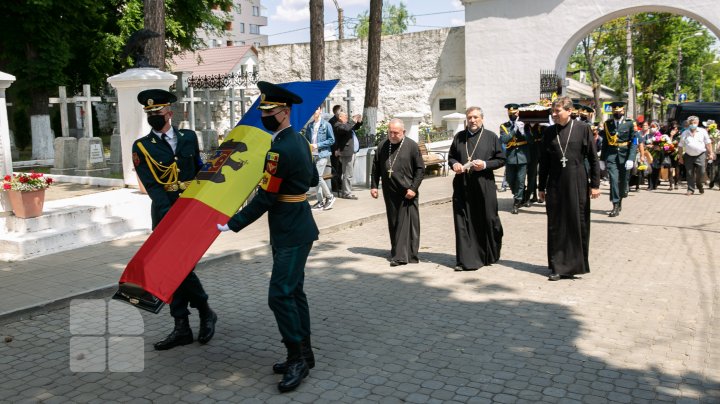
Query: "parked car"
666 102 720 127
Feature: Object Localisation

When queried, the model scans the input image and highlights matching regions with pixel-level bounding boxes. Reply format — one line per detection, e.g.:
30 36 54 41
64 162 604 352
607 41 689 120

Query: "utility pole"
625 16 636 119
309 0 324 80
332 0 344 40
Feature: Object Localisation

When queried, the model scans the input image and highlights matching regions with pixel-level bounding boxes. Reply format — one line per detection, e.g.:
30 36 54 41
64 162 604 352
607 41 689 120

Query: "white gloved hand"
515 121 525 132
599 161 606 171
625 160 634 170
217 223 230 232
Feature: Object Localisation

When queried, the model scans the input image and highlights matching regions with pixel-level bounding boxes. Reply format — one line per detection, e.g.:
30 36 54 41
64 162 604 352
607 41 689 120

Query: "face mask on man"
570 113 578 119
261 110 284 132
147 114 167 131
508 115 517 121
613 112 623 120
688 124 698 131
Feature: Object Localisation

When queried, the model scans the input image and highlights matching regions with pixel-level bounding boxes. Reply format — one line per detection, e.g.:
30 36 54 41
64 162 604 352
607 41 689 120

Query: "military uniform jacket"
132 127 202 229
601 118 637 164
499 121 530 165
228 126 320 247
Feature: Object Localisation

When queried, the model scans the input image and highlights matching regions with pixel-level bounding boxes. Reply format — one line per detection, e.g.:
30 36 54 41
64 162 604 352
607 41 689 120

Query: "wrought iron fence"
186 72 260 89
540 69 562 100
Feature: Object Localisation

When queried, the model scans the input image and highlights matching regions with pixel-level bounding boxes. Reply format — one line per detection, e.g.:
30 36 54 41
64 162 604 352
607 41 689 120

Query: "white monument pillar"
443 112 467 135
394 111 424 143
0 71 17 215
107 68 177 186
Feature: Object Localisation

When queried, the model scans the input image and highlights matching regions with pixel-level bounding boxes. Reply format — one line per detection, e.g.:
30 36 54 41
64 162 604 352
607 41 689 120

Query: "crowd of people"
132 81 717 393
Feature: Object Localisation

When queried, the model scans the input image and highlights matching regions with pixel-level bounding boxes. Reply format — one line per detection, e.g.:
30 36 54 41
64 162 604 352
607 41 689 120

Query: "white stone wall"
260 28 467 128
463 0 720 131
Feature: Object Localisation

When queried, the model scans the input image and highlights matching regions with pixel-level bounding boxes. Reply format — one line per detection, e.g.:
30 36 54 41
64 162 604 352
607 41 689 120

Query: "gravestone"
198 88 218 152
395 111 424 143
74 85 109 177
9 129 19 161
443 112 467 135
49 86 78 174
109 126 122 174
76 137 110 177
50 137 77 175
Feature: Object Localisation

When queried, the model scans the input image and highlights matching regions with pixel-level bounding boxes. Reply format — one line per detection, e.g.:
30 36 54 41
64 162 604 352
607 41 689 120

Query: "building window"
254 42 261 48
226 40 233 46
439 98 457 111
239 23 245 33
252 6 260 16
225 21 232 31
250 24 260 34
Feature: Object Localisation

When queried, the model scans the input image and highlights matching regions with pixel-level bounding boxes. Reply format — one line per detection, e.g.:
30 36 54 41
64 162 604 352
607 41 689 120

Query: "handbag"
112 282 165 314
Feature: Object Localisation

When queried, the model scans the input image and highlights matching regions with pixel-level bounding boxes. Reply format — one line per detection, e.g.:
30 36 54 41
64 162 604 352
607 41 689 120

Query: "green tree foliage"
354 1 415 39
0 0 231 116
569 13 717 117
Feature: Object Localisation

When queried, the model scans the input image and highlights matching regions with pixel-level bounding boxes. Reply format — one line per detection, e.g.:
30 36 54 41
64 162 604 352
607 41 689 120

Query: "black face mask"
580 116 588 122
261 111 283 132
508 115 517 121
147 115 167 131
570 113 578 119
613 113 623 120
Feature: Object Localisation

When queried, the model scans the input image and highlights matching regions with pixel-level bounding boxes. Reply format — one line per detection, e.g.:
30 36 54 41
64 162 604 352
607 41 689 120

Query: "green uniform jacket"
601 119 637 164
499 121 530 165
132 127 203 229
228 126 320 247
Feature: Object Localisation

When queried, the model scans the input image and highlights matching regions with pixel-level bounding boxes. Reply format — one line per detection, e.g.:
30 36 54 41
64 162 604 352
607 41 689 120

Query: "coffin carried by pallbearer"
114 80 339 313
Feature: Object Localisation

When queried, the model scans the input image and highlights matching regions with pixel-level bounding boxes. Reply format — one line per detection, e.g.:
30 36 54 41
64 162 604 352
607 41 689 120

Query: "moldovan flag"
116 80 339 310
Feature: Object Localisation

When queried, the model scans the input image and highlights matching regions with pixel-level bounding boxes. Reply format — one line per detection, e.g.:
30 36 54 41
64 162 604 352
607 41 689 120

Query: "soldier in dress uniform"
499 103 531 214
132 89 217 350
524 120 544 206
216 82 319 393
571 103 581 120
600 101 637 217
579 105 594 123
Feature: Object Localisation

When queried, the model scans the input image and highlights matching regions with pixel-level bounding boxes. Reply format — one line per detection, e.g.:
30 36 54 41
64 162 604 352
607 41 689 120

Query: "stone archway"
462 0 720 129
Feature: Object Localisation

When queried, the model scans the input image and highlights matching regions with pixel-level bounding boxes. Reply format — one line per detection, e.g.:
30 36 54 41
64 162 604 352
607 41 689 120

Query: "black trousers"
169 271 209 318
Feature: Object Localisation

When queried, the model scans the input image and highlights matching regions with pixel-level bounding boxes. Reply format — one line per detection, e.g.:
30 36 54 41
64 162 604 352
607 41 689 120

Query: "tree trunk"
582 37 602 122
363 0 382 144
309 0 324 81
144 0 165 70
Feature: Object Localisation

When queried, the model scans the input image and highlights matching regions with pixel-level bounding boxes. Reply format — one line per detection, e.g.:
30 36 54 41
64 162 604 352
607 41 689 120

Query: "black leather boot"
511 202 520 214
154 317 193 350
273 336 315 374
608 203 620 217
618 199 623 212
197 302 217 344
277 341 309 393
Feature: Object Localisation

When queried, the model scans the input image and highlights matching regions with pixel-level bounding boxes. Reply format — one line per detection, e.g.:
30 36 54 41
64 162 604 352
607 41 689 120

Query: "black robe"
371 137 425 264
538 121 600 276
448 127 506 269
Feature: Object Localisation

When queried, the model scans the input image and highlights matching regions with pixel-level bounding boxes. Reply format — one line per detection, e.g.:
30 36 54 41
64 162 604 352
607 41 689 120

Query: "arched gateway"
462 0 720 128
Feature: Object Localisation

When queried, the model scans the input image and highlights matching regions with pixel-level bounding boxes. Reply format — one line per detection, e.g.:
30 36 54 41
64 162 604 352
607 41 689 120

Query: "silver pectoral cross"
387 169 393 177
560 156 568 167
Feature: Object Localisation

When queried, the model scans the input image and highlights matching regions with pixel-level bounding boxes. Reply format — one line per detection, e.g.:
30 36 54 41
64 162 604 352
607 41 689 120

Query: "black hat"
610 101 626 111
519 103 529 107
257 81 303 110
504 103 520 112
582 105 595 114
137 89 177 112
572 103 582 111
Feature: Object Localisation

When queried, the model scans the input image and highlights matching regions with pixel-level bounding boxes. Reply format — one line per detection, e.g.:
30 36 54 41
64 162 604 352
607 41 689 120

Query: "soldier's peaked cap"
610 101 626 111
257 81 303 110
504 103 520 111
582 105 595 113
137 89 177 112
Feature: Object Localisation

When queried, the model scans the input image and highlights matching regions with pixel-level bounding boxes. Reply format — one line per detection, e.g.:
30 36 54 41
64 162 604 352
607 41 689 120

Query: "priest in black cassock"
538 96 601 281
448 106 506 271
370 119 425 267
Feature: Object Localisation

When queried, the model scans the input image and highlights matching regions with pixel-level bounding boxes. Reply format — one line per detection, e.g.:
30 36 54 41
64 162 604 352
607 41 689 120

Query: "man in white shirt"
678 115 714 195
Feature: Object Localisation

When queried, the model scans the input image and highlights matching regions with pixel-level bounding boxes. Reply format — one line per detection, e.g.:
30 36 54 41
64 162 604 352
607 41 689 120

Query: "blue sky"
261 0 466 45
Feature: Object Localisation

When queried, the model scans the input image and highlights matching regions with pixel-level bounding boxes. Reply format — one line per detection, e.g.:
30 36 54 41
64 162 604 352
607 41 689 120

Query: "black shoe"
277 359 309 392
341 194 358 200
454 265 464 272
529 196 538 203
511 204 519 214
699 187 704 194
273 337 315 374
154 317 193 350
548 274 561 281
523 200 532 207
389 260 406 267
197 309 217 344
608 204 620 218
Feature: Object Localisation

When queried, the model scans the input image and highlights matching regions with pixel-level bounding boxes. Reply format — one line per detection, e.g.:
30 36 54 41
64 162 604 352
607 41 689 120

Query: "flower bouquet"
645 134 676 167
2 171 54 192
